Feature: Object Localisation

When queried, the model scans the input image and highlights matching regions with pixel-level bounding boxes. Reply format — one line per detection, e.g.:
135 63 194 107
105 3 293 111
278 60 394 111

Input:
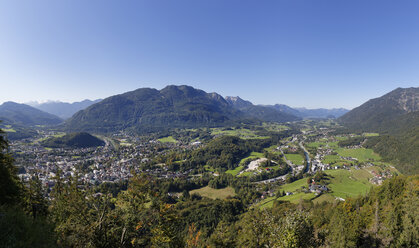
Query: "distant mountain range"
225 96 301 122
0 101 63 126
29 99 102 119
266 105 348 119
339 87 419 174
0 85 351 134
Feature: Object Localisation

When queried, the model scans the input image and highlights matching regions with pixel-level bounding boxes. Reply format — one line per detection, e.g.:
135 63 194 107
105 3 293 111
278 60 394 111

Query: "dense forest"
1 127 418 247
338 87 419 174
41 132 105 149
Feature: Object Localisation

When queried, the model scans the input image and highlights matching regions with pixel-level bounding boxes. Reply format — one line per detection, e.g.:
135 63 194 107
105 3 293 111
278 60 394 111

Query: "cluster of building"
11 132 196 189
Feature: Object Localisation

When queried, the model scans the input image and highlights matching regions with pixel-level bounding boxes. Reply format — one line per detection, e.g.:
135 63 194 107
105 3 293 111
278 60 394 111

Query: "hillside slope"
0 102 63 126
66 85 248 133
41 132 105 148
339 87 419 131
339 87 419 174
225 96 300 122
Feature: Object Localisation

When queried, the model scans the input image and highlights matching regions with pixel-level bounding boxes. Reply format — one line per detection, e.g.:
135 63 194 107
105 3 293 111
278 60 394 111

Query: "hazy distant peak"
33 99 102 119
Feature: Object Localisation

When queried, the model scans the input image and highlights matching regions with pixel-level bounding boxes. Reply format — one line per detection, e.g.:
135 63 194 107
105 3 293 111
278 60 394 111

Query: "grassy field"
35 132 66 143
284 153 305 165
239 171 256 177
189 186 236 200
261 123 290 132
258 196 276 209
3 128 16 132
322 155 343 164
363 133 379 137
226 166 244 176
211 128 269 139
239 152 264 165
312 193 337 204
261 167 377 208
336 148 381 162
278 178 307 193
326 169 373 199
307 142 326 148
277 192 316 204
158 136 177 143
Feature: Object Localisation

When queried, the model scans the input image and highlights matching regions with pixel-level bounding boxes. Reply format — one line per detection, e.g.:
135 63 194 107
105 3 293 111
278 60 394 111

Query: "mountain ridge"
339 87 419 174
0 101 63 126
65 85 251 133
225 96 301 122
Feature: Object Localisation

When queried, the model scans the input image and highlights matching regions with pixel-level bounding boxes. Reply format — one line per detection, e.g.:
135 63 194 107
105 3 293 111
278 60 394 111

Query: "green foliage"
0 206 57 248
66 85 248 133
339 88 419 174
237 209 317 248
338 136 364 147
185 136 270 171
365 126 419 174
0 128 22 205
0 102 63 126
41 132 105 148
0 127 57 246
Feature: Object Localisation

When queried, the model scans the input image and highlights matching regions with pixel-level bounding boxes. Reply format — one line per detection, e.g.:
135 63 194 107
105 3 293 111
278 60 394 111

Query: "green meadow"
239 152 264 165
336 148 381 162
158 136 177 143
190 186 236 200
284 153 305 165
226 166 244 176
210 128 269 139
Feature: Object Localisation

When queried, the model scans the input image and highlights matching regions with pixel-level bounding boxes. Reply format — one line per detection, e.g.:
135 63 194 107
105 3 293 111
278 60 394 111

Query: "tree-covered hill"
65 85 251 133
339 87 419 174
0 101 63 126
339 87 419 132
41 132 105 148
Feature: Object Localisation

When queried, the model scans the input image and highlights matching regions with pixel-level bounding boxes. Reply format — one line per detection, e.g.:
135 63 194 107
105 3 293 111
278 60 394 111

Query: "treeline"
338 136 364 147
2 126 418 247
341 109 419 174
365 126 419 174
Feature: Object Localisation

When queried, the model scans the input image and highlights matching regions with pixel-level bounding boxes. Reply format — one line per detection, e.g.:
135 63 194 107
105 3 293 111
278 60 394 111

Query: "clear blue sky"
0 0 418 109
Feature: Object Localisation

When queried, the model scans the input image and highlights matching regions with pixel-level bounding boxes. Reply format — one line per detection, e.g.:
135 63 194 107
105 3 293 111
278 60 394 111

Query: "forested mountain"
31 99 102 119
0 101 63 126
225 96 301 122
65 85 304 134
66 85 249 133
339 87 419 131
339 87 419 174
41 132 105 148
